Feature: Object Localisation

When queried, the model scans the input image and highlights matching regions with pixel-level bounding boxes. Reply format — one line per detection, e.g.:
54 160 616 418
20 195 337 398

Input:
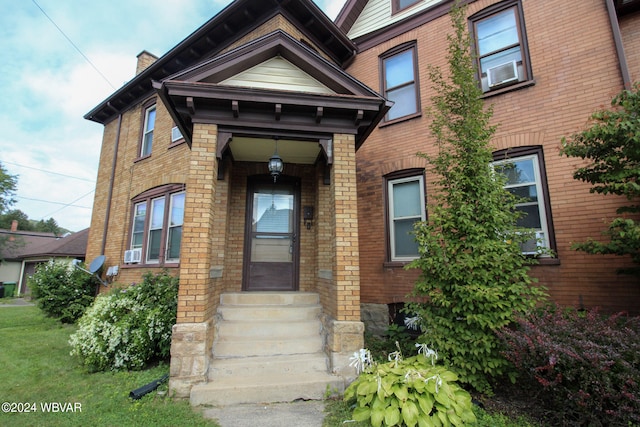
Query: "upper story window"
128 184 185 266
140 103 156 158
381 43 420 123
171 126 183 144
471 0 532 94
386 170 426 262
392 0 421 14
492 147 554 256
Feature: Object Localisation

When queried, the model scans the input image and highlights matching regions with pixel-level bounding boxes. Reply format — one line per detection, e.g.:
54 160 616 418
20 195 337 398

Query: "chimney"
9 220 17 241
136 50 158 75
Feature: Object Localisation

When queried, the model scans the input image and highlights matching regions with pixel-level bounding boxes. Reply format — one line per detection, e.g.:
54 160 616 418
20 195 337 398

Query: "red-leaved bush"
497 304 640 426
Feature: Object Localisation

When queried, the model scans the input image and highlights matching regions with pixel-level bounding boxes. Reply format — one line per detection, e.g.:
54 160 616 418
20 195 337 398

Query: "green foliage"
497 304 640 426
0 162 17 214
561 83 640 274
405 2 547 393
29 260 98 323
344 346 476 427
69 271 178 372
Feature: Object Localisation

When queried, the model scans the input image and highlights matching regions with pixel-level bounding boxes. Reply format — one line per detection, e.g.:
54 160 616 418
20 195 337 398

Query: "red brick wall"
348 0 640 313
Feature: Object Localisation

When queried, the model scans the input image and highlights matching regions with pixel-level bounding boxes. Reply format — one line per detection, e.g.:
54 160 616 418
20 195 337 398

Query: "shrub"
497 305 640 426
344 344 476 427
29 260 98 323
69 271 178 372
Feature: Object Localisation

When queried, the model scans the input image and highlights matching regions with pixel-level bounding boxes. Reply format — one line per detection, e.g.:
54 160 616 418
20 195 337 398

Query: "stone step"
190 372 345 406
216 319 320 339
214 335 324 358
208 353 329 380
217 304 321 322
221 292 319 306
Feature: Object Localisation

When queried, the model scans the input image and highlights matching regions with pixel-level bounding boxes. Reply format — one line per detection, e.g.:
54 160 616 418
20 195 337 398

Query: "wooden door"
243 177 299 291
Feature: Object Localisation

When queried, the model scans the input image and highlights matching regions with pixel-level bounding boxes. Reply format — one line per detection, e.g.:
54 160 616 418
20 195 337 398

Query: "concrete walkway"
0 298 34 307
201 400 327 427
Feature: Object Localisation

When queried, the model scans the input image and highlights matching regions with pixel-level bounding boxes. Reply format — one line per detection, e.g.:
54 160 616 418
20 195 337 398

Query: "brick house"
84 0 640 403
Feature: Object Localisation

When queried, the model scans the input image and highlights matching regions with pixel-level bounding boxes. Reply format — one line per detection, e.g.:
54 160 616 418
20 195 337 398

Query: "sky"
0 0 345 233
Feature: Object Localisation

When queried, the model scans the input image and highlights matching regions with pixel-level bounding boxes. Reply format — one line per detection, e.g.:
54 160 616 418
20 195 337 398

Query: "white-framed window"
381 43 420 122
387 173 426 261
141 104 156 157
129 185 185 266
471 0 532 93
492 151 552 254
171 126 183 143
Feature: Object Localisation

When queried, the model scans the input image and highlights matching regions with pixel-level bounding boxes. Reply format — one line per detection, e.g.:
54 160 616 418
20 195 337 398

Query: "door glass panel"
251 187 293 263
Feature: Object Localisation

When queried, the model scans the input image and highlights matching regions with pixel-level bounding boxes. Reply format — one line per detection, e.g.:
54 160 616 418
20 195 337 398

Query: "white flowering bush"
344 343 476 427
29 260 99 323
69 271 178 371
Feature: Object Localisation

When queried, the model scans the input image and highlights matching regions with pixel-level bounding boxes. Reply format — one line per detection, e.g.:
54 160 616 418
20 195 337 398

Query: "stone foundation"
321 315 365 383
169 319 215 398
360 303 389 337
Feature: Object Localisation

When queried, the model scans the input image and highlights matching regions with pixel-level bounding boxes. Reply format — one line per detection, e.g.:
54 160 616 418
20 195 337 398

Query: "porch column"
324 133 364 380
170 123 223 397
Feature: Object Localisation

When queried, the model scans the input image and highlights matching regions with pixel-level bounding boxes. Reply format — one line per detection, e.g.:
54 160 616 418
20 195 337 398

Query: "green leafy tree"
405 2 547 393
34 217 64 235
560 83 640 275
0 162 17 215
0 209 33 230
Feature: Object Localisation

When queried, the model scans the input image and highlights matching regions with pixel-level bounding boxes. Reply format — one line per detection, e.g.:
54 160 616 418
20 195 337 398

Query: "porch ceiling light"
268 138 284 182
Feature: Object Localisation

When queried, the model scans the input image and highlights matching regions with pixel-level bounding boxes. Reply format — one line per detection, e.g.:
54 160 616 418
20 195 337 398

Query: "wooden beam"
186 97 196 115
355 110 363 126
275 104 281 121
316 106 323 124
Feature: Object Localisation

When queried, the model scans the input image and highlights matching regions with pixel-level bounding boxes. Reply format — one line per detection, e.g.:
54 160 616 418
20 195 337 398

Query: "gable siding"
221 57 335 94
348 0 444 39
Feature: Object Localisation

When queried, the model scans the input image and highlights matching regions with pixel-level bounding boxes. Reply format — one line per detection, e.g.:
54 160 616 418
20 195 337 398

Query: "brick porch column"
170 123 223 397
324 133 364 380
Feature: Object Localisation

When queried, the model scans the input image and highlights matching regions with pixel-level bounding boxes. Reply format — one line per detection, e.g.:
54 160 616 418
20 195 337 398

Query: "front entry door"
244 177 299 291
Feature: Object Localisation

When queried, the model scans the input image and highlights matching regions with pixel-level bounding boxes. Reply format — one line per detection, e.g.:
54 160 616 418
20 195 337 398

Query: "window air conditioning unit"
521 231 545 255
124 248 142 264
487 61 518 87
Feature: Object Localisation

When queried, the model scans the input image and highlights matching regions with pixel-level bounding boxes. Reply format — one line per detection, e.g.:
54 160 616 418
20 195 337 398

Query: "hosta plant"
344 344 476 427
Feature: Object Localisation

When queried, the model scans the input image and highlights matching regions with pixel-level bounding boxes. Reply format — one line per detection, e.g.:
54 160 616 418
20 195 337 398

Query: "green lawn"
0 306 218 427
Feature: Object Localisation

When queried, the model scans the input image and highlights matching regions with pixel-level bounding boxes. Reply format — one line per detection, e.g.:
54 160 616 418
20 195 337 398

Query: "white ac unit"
487 61 518 87
124 248 142 264
521 231 545 255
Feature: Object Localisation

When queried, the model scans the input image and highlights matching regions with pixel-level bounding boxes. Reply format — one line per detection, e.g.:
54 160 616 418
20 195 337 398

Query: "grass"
0 306 218 427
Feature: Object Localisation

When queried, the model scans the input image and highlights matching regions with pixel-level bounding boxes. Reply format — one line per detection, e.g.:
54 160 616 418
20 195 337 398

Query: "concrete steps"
190 292 344 406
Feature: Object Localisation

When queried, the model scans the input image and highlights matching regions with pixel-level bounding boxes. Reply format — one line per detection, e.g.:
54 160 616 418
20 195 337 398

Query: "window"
387 172 426 261
171 126 183 143
129 185 185 265
381 43 420 122
392 0 421 14
140 104 156 157
471 1 532 93
492 147 553 255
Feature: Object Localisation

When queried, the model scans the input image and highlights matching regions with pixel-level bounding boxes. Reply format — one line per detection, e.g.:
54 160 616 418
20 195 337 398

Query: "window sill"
379 111 422 128
121 262 179 269
134 153 152 163
532 257 560 266
169 139 186 150
383 260 414 269
481 79 536 99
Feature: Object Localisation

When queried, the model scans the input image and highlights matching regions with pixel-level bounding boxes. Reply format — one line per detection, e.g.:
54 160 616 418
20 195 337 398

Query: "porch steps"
189 292 344 406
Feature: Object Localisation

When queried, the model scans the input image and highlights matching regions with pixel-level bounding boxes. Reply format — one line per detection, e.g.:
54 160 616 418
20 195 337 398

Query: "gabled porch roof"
153 30 391 151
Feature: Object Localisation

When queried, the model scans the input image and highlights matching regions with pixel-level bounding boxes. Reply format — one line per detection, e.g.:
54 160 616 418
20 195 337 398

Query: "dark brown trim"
469 0 533 95
492 145 557 257
379 41 421 123
352 0 474 53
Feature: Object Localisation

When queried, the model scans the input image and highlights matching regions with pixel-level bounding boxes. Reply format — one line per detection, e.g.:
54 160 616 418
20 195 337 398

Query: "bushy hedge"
497 305 640 426
29 260 99 323
69 271 178 372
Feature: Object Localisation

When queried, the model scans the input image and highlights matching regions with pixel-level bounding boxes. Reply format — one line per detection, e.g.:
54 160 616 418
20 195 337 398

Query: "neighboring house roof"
0 228 88 261
85 0 357 126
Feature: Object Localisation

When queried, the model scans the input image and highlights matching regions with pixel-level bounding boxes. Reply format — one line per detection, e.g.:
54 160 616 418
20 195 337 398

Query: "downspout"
605 0 632 90
101 103 123 255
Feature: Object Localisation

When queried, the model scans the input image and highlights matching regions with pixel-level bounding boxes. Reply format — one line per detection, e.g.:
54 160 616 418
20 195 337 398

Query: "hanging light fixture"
268 138 284 182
